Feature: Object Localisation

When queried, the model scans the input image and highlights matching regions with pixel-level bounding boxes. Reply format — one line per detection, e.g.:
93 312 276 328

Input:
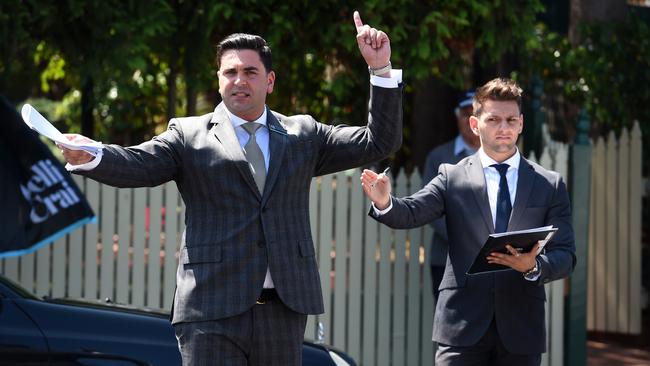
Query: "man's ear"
469 115 480 136
266 71 276 94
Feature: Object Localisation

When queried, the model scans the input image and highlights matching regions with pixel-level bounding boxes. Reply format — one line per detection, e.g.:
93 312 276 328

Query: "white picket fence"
2 147 577 365
307 170 436 366
0 124 643 366
587 122 643 334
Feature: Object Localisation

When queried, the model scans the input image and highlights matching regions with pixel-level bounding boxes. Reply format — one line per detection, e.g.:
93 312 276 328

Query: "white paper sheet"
21 104 102 156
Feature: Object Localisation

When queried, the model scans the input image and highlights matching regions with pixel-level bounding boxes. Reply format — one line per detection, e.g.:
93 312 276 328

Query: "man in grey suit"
361 78 575 366
59 11 402 366
423 90 480 300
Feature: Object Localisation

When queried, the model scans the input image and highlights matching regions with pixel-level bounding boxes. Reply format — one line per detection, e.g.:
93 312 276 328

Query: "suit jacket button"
257 241 266 248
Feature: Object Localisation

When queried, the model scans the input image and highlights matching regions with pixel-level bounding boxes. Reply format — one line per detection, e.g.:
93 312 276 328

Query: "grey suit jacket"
79 85 402 324
422 138 469 267
371 154 575 354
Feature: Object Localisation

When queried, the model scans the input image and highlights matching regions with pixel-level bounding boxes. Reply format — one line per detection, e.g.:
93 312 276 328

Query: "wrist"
368 61 391 77
523 259 539 277
375 197 390 210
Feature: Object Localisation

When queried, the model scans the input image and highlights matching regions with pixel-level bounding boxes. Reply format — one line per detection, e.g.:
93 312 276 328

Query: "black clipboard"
466 226 558 275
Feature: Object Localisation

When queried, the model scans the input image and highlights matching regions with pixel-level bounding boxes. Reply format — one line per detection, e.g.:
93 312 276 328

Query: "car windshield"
0 275 40 300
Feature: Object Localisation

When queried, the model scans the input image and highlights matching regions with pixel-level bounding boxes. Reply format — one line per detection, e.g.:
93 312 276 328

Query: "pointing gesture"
353 11 391 72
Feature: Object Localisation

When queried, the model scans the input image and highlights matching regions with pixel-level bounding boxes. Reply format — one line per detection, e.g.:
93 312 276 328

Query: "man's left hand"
353 11 391 74
487 242 540 273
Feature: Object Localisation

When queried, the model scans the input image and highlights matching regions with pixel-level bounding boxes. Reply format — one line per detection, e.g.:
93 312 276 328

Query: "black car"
0 275 355 366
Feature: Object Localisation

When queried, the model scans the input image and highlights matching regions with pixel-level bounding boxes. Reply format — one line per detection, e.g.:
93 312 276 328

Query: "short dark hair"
473 78 523 116
215 33 272 72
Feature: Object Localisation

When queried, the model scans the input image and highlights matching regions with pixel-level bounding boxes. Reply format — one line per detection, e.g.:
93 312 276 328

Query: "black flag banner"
0 97 94 258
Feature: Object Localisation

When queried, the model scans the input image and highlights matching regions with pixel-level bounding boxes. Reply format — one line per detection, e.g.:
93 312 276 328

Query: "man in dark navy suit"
361 78 575 366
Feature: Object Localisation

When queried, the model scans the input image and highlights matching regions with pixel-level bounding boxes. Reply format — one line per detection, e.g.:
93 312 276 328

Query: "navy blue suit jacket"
371 154 575 354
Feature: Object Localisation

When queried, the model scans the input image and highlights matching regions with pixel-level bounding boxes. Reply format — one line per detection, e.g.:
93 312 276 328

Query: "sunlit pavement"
587 322 650 366
588 340 650 365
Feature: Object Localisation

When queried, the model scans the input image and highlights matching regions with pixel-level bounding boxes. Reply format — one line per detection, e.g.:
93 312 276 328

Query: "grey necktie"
241 123 266 193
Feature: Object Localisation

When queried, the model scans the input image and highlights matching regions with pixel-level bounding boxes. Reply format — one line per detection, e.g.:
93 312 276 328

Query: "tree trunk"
186 84 197 117
166 59 178 121
81 76 94 139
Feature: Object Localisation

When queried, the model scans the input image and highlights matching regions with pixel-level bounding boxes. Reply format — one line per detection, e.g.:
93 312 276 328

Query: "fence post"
565 109 590 366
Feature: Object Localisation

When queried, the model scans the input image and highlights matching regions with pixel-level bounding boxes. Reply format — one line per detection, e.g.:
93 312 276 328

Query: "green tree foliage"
2 0 546 144
515 12 649 167
0 1 44 102
12 0 172 141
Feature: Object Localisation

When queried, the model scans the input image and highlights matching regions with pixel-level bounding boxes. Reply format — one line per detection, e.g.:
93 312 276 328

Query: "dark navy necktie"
492 163 511 233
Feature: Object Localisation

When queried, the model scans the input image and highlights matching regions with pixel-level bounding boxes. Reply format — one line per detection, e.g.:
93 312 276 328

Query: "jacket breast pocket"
298 240 315 257
180 245 222 264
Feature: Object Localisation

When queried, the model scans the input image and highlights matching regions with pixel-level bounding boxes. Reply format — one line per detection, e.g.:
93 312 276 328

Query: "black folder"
466 226 558 275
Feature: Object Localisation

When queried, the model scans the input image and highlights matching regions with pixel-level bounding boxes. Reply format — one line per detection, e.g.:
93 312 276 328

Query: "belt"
256 289 278 305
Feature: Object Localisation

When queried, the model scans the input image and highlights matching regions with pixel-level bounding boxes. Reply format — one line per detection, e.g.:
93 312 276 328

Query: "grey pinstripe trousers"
174 297 307 366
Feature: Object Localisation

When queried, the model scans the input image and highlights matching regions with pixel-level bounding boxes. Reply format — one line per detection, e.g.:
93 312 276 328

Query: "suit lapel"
262 110 287 205
210 103 261 199
466 154 494 234
508 158 535 230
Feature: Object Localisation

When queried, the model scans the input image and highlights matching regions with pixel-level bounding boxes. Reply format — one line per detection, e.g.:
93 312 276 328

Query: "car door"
0 294 50 364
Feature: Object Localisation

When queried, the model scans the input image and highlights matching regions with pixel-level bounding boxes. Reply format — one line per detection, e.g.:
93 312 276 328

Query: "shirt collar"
225 106 268 129
478 147 520 170
454 135 477 156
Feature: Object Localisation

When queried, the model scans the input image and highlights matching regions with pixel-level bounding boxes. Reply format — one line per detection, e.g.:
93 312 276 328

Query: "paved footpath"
588 339 650 365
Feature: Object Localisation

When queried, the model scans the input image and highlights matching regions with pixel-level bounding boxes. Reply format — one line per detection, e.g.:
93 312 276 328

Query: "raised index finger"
353 11 364 31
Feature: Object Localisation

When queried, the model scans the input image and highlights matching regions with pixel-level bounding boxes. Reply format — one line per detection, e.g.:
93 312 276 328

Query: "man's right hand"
353 11 391 74
360 169 392 209
58 133 96 165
